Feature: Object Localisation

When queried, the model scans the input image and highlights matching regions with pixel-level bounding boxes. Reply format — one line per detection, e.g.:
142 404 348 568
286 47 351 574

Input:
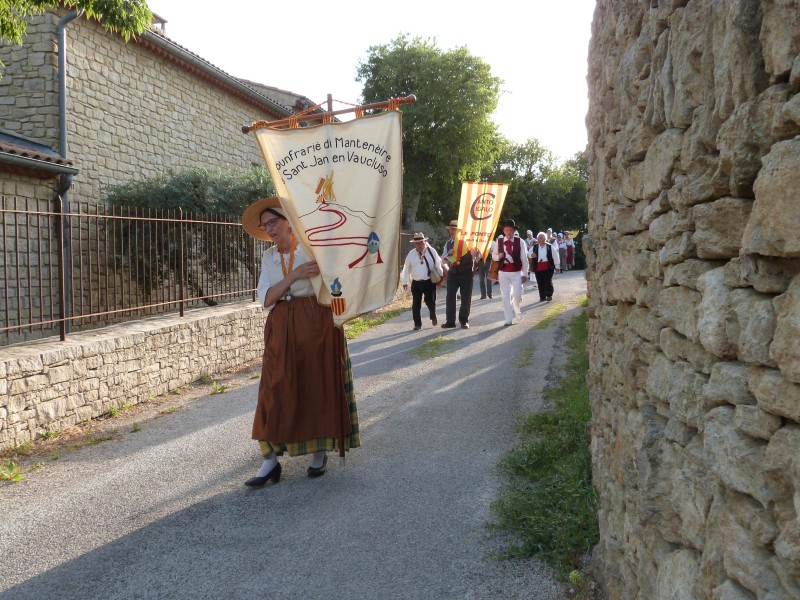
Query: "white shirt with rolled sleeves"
400 244 442 285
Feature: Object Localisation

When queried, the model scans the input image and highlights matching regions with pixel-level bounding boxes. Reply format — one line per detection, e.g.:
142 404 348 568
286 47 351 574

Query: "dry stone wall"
586 1 800 598
0 302 266 451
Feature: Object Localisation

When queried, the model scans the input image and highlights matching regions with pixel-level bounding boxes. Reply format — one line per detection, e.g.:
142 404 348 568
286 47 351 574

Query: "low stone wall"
587 1 800 598
0 302 265 451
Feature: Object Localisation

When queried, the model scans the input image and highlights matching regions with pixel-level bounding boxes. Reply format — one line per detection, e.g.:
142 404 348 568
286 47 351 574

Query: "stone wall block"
770 274 800 382
717 507 786 597
760 1 800 78
642 190 672 225
710 0 766 126
742 137 800 257
697 267 736 358
656 549 701 599
669 2 713 127
704 407 772 506
727 289 777 367
717 87 793 198
724 255 800 294
642 129 684 201
703 361 756 407
749 367 800 423
645 353 708 428
622 160 646 200
734 405 782 440
693 197 753 259
659 231 696 266
658 285 700 341
660 327 719 375
664 259 725 290
764 423 798 515
711 579 757 600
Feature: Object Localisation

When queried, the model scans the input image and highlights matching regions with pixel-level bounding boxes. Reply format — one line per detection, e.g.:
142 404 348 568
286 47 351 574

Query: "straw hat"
410 232 429 243
446 219 460 230
241 197 286 241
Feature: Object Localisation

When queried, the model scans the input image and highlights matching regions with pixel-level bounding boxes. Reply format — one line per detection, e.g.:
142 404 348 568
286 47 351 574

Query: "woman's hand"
292 260 320 281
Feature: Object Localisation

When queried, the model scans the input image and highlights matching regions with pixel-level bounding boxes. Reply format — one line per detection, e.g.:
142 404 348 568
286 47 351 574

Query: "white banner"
254 112 403 326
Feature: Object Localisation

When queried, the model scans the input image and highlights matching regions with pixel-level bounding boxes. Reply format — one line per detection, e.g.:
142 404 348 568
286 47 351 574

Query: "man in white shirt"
401 232 442 330
492 219 528 326
532 231 560 302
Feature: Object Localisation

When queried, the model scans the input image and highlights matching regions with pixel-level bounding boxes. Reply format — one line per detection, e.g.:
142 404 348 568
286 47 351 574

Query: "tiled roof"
0 135 73 166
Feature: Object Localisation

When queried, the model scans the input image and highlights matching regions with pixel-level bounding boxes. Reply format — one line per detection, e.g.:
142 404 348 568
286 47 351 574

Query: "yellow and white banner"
454 182 509 260
254 112 403 326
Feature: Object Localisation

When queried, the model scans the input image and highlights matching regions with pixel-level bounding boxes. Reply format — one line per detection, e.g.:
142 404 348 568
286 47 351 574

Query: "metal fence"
1 195 269 346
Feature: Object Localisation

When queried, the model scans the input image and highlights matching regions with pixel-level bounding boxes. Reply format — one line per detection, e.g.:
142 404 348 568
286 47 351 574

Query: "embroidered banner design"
254 112 403 326
455 182 509 260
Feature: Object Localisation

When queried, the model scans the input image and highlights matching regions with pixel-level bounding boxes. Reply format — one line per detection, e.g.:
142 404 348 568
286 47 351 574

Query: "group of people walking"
400 218 576 330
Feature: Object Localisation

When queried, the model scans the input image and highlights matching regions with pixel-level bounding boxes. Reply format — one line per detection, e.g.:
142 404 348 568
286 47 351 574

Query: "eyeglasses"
258 217 281 231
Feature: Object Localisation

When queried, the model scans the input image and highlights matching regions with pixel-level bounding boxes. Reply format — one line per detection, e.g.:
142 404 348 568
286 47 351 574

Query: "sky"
145 0 596 162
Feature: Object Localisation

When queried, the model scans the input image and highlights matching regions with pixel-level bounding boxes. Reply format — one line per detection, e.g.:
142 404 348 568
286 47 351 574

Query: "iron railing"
1 195 269 346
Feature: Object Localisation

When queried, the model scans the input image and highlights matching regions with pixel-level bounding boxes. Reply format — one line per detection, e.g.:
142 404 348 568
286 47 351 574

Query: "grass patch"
344 307 408 340
515 345 534 367
159 404 185 415
410 335 458 359
533 302 569 329
493 309 598 578
1 459 23 482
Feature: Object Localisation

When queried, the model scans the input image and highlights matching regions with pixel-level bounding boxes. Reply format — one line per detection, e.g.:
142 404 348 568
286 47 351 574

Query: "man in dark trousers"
441 220 474 329
532 231 560 302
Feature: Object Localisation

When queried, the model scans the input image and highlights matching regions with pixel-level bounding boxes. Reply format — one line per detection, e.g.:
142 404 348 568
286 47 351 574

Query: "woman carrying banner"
240 197 360 487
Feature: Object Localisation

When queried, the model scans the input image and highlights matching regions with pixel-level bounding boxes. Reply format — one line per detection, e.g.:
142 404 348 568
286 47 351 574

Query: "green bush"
105 166 274 216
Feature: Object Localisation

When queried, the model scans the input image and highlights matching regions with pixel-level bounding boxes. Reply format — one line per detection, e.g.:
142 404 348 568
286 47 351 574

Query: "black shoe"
413 325 421 331
488 295 493 299
431 316 438 326
307 455 328 478
460 323 469 329
546 296 552 301
245 462 282 487
441 323 457 329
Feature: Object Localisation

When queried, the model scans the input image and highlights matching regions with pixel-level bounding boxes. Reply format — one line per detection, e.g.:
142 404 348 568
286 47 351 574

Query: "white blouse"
257 244 316 309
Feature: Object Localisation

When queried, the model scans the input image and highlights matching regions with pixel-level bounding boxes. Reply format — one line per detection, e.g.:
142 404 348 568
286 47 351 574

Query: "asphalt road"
0 270 587 600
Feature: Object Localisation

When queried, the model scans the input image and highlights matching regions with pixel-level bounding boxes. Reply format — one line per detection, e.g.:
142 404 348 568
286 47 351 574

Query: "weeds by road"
492 305 600 598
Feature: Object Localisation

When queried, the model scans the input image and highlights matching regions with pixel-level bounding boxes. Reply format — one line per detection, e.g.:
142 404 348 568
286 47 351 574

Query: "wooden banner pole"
242 94 416 133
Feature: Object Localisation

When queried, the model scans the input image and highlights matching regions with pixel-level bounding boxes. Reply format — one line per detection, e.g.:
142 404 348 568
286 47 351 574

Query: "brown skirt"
252 296 352 446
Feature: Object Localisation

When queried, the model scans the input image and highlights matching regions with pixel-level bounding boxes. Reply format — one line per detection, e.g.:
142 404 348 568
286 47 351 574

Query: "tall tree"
357 34 502 227
1 0 152 74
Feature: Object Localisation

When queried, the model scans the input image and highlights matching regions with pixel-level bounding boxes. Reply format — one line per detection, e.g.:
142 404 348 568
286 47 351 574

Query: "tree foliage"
1 0 151 45
357 34 502 226
1 0 151 74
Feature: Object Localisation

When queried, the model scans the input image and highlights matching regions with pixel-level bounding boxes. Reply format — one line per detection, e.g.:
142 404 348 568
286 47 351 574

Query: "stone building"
0 9 320 345
586 0 800 598
0 8 319 205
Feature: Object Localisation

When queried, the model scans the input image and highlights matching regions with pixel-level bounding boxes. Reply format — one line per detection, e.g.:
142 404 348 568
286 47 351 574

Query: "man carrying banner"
492 219 529 326
441 220 474 329
401 232 442 330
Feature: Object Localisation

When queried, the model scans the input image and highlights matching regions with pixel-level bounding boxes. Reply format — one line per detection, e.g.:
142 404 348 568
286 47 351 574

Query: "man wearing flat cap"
492 218 528 326
400 232 442 330
441 219 474 329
